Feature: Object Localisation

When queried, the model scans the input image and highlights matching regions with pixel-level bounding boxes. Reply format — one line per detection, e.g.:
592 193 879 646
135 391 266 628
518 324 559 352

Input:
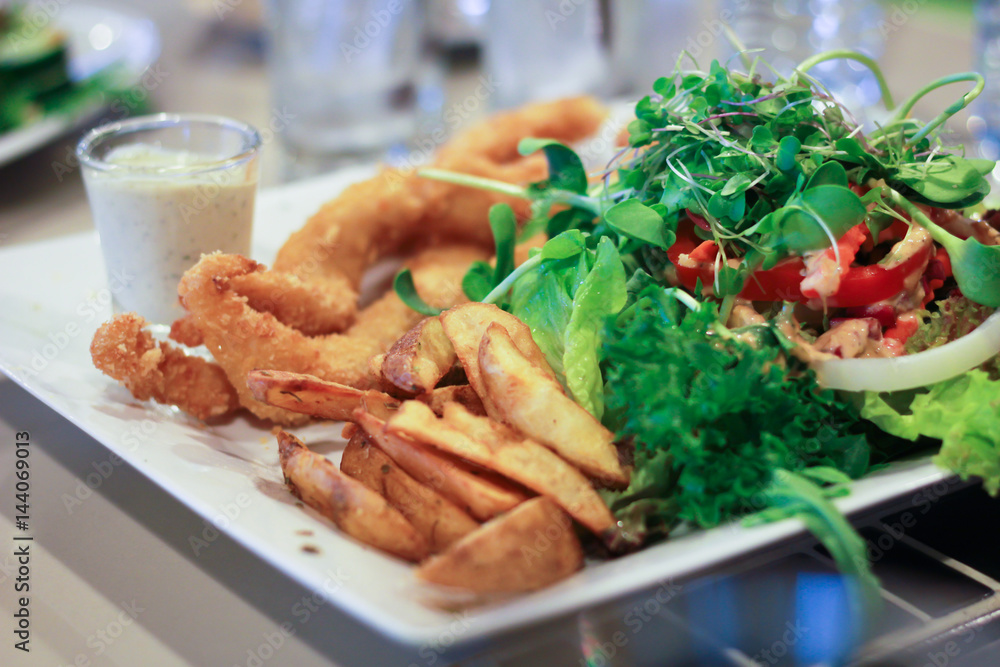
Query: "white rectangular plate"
0 167 951 646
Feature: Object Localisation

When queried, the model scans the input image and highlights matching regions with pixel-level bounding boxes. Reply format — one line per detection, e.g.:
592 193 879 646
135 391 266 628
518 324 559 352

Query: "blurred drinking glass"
609 0 700 96
265 0 430 179
721 0 884 113
482 0 703 109
483 0 611 109
973 1 1000 166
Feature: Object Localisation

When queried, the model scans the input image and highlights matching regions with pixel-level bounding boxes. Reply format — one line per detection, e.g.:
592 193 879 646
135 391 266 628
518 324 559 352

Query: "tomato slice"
667 222 934 308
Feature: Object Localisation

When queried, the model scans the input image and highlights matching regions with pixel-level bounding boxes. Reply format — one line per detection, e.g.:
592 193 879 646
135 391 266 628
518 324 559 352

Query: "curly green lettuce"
602 286 871 529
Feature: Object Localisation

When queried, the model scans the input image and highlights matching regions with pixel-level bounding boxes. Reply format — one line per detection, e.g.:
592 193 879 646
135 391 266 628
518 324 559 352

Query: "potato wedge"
368 353 413 399
381 317 457 395
416 497 583 593
353 409 528 521
439 303 555 417
341 430 479 553
248 369 398 421
479 323 629 487
386 401 617 538
276 430 428 562
417 385 487 417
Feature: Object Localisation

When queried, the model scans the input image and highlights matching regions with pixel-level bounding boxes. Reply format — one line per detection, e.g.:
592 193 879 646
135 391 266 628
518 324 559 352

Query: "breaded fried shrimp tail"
91 313 239 420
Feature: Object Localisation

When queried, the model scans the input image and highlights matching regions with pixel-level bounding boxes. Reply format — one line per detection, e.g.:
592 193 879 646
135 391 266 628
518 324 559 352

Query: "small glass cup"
77 114 261 325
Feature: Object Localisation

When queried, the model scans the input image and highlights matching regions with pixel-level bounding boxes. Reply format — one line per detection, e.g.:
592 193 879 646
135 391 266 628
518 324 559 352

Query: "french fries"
353 409 528 521
276 430 428 562
416 497 583 593
478 323 629 487
380 317 458 395
439 302 556 417
263 302 629 597
386 401 618 539
248 370 398 421
340 430 479 552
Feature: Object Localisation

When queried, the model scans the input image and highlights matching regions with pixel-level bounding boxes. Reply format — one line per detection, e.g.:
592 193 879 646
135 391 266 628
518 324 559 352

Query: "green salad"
397 50 1000 619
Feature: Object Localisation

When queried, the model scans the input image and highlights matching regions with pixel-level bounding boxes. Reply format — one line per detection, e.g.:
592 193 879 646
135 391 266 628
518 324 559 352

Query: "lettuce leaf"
860 371 1000 494
562 238 627 418
509 235 627 419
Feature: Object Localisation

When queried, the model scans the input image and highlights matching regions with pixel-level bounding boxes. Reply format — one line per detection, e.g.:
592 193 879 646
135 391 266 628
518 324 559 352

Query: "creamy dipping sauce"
83 144 257 323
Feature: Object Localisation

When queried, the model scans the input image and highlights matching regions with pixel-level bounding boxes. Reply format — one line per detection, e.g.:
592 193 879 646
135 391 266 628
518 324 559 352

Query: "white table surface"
0 1 980 665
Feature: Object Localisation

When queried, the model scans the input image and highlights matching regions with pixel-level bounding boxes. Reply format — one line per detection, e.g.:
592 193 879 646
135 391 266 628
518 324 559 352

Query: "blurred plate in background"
0 2 160 168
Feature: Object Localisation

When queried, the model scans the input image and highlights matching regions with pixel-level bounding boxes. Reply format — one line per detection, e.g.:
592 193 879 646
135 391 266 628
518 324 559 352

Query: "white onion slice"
813 309 1000 393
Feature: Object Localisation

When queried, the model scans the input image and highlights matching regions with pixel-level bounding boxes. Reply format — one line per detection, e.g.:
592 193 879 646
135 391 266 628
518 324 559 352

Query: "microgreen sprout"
409 49 997 307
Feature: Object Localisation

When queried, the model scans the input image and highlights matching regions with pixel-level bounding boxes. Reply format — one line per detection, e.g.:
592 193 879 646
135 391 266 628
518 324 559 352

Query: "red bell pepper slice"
667 221 935 308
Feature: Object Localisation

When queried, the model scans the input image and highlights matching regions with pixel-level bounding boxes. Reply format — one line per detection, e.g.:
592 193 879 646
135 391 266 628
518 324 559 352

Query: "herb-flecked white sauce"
84 144 257 323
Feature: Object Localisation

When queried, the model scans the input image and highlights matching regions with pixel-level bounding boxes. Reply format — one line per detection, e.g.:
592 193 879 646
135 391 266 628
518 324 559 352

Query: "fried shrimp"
91 313 239 420
177 245 487 424
228 270 358 335
271 97 607 328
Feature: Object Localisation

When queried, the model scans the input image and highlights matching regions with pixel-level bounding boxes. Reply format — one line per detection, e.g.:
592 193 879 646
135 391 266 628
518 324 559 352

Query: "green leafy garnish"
603 199 672 249
420 50 995 306
459 203 519 302
518 138 589 194
392 269 442 317
754 470 882 620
